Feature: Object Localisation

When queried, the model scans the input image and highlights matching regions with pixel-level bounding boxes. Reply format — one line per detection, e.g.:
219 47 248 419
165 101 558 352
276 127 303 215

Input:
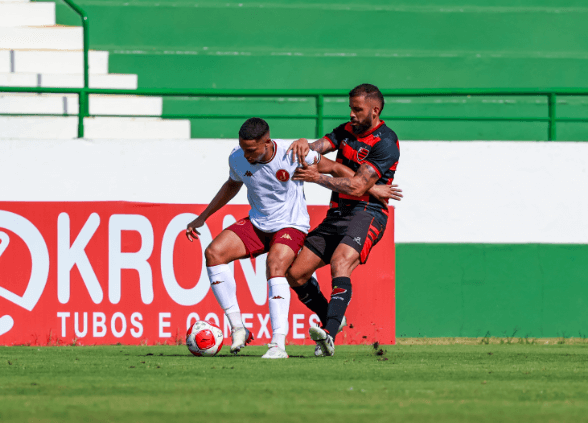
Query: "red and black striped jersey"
323 120 400 225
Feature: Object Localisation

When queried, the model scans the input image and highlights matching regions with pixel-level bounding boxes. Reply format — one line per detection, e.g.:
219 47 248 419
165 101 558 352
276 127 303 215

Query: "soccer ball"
186 320 224 357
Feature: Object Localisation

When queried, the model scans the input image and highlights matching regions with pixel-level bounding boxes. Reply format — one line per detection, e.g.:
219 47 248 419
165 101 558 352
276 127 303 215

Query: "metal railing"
1 87 588 140
2 0 587 140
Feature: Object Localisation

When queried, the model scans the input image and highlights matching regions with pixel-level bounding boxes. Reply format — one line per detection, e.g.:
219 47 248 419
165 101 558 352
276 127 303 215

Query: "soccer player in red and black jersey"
287 83 401 356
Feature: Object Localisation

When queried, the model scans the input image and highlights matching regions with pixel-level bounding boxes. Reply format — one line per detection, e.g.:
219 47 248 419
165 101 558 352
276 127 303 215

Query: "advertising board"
0 202 395 346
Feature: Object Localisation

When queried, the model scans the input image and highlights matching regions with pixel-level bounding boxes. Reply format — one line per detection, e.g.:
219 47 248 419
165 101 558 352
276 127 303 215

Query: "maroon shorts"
227 217 306 258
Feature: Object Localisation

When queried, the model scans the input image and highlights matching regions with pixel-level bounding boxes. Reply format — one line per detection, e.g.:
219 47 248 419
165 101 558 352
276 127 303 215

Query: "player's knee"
265 257 287 279
285 266 310 288
204 243 224 266
330 256 353 277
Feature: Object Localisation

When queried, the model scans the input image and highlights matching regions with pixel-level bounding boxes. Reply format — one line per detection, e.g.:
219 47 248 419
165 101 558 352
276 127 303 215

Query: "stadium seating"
0 0 190 139
2 0 587 140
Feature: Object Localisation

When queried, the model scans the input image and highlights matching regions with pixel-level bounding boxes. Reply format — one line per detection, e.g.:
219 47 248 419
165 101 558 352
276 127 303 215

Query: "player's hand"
292 157 320 183
286 138 310 164
388 184 403 201
369 184 403 204
186 217 205 242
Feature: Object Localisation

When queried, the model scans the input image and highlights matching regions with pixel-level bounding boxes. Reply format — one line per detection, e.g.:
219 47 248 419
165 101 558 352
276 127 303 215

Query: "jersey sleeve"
228 148 242 182
363 135 400 179
303 150 321 166
324 123 348 150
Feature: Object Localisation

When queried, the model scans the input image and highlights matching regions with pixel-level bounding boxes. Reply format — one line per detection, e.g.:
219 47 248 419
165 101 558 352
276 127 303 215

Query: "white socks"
207 266 291 348
207 264 243 329
268 277 291 350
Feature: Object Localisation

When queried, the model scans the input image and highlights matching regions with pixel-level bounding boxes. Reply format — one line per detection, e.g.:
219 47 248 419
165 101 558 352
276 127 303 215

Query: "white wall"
0 138 335 206
394 141 588 244
1 139 587 244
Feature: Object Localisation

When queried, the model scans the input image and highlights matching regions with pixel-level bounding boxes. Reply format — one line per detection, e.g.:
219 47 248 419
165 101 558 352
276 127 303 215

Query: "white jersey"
229 139 321 233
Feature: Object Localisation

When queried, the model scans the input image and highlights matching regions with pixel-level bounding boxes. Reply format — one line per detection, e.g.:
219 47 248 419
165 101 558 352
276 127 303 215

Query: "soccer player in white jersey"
185 118 396 359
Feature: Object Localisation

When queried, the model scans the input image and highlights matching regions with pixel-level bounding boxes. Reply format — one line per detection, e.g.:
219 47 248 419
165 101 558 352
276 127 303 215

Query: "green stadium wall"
38 0 588 140
390 141 588 338
396 243 588 338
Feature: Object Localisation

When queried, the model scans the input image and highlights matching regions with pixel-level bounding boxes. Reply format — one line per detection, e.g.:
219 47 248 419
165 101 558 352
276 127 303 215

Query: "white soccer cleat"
261 343 289 359
230 327 253 354
309 326 335 357
314 345 322 357
314 316 346 357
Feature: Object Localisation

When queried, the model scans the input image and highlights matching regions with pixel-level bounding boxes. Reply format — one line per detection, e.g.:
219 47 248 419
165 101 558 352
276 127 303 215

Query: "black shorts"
304 209 386 265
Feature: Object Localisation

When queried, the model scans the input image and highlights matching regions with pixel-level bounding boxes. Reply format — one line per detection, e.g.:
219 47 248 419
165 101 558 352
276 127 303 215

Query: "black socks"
292 276 329 325
324 277 352 340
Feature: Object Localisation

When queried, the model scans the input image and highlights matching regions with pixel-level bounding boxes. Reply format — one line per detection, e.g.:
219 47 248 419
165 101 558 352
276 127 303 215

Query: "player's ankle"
271 334 286 350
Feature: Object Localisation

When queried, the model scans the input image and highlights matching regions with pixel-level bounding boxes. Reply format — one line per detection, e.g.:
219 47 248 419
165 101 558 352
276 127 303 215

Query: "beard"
350 116 372 135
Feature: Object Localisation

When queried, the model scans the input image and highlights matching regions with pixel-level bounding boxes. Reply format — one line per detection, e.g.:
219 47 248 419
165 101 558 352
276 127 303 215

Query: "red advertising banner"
0 202 395 347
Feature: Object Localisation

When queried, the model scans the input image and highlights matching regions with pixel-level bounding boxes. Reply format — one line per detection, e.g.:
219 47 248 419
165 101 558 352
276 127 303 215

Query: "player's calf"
290 276 329 325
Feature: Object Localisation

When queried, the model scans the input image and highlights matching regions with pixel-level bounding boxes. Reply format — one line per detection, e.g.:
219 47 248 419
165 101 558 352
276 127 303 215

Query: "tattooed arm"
294 160 380 198
316 155 403 202
286 137 336 164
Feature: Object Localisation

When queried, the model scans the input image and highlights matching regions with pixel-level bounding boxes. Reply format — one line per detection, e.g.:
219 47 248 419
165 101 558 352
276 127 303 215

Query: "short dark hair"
349 84 385 114
239 117 270 140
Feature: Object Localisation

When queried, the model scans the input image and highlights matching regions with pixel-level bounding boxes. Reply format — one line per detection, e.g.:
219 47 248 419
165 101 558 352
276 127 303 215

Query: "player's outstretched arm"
186 178 243 242
314 155 402 203
286 137 336 164
293 160 380 198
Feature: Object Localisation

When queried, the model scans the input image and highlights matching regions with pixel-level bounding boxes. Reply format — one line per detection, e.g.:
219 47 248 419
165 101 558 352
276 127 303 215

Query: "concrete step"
0 93 162 115
0 50 9 73
0 116 191 139
0 49 109 74
0 26 82 50
0 2 55 27
0 72 137 88
85 117 190 139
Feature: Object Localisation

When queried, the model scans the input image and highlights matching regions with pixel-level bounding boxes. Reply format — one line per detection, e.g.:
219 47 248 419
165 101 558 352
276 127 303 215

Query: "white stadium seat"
0 0 191 139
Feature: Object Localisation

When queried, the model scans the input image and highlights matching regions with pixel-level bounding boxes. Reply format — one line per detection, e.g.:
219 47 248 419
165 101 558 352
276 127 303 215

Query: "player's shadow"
142 353 308 358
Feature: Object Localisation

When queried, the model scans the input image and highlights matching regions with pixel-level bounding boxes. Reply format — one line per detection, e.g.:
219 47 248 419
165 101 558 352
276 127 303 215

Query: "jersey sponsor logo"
331 287 347 296
280 233 293 240
275 169 290 182
244 171 253 177
354 236 362 245
236 219 247 226
357 147 369 163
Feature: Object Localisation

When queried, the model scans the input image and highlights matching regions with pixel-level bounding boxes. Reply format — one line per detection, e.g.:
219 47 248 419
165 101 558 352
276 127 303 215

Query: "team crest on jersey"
357 147 369 163
276 169 290 182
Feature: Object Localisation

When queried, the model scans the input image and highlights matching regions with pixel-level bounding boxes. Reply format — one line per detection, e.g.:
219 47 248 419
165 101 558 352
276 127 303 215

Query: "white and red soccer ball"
186 320 224 357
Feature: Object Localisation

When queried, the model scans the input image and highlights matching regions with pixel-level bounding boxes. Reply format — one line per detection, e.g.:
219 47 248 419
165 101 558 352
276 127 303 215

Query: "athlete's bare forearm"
317 155 353 177
199 179 242 221
313 174 362 196
287 137 335 164
309 138 335 155
187 178 243 241
295 162 379 197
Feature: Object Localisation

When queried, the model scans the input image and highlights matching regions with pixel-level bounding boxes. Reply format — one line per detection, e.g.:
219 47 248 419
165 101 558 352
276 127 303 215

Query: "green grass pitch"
1 340 588 423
